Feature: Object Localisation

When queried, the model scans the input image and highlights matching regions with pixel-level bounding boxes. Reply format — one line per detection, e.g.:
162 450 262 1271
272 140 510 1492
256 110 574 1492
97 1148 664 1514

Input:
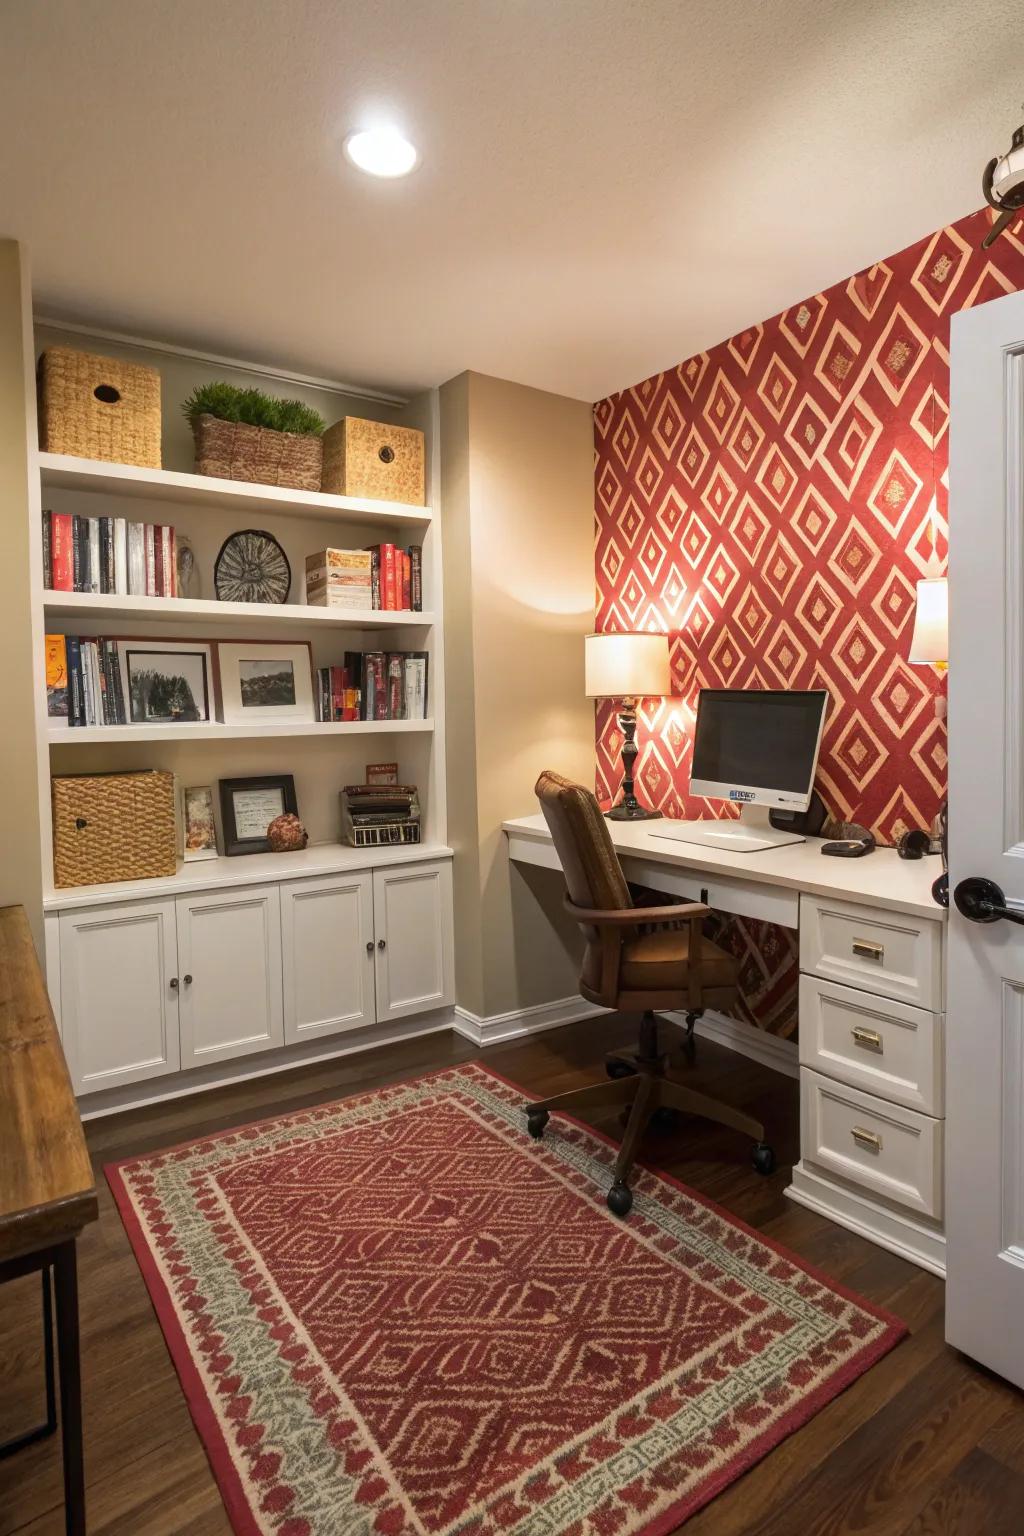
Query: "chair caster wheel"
607 1181 633 1217
526 1109 549 1141
605 1056 636 1080
752 1142 776 1176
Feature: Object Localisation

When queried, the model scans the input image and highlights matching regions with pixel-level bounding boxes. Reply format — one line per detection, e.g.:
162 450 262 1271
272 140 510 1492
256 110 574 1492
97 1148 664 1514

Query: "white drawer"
800 1067 943 1219
798 975 944 1115
800 894 943 1010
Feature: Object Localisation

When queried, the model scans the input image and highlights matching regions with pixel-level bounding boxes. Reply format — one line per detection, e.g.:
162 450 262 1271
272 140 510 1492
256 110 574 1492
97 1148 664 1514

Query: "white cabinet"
281 871 375 1043
59 900 180 1094
175 886 284 1068
372 860 453 1021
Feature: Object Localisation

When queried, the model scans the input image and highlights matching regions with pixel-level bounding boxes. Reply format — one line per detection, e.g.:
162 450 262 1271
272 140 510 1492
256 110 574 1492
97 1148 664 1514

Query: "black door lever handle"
953 876 1024 926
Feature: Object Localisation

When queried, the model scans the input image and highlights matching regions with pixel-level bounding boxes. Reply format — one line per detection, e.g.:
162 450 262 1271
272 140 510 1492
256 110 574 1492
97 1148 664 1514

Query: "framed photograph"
119 640 214 725
366 761 399 786
182 785 218 861
216 641 315 725
219 775 298 856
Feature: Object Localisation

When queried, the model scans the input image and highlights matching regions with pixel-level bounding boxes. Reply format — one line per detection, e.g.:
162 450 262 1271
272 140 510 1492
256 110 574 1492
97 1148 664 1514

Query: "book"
41 511 53 590
364 651 387 720
401 551 411 611
160 525 173 597
168 526 177 597
305 548 373 609
386 653 404 720
128 522 146 595
154 524 164 597
403 652 428 720
363 545 382 609
88 518 101 594
99 516 112 594
113 518 128 595
45 633 69 728
66 635 84 726
50 512 73 591
409 545 422 611
71 515 84 592
145 524 156 596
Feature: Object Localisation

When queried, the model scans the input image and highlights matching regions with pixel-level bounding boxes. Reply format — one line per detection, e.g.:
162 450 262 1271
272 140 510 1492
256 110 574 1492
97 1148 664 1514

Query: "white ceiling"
1 0 1021 402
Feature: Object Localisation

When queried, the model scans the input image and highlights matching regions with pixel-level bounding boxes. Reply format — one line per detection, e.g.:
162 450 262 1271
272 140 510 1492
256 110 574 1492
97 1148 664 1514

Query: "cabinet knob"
183 974 193 985
366 940 374 955
169 977 179 990
378 938 386 951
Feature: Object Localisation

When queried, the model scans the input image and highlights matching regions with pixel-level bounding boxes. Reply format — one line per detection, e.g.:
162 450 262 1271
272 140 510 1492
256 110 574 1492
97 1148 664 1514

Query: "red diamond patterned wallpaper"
593 207 1024 1035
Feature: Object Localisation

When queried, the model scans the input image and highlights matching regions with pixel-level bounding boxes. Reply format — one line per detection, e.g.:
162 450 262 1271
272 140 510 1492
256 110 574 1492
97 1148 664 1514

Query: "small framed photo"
182 785 219 861
216 642 315 725
219 774 298 856
366 761 399 786
120 641 214 724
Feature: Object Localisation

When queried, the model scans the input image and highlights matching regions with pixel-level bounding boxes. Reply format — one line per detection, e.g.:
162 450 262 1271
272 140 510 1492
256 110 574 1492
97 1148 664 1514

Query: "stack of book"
43 509 178 597
314 665 362 722
304 545 422 611
314 650 429 722
339 784 421 848
46 633 128 727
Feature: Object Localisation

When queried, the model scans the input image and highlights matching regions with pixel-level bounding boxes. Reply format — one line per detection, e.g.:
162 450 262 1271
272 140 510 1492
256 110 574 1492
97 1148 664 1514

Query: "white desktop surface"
503 813 945 924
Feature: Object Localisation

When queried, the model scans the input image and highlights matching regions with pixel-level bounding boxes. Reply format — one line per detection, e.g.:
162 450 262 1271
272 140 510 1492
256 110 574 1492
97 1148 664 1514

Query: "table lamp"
908 576 948 669
586 631 671 820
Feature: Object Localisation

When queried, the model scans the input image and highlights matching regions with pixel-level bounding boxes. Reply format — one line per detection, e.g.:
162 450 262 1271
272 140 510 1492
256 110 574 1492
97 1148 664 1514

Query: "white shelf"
38 452 432 530
43 590 433 631
43 840 454 911
48 719 433 745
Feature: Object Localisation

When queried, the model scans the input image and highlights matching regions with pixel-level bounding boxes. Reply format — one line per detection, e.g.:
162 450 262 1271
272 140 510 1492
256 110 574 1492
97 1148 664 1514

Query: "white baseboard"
787 1160 947 1277
453 996 609 1047
78 1009 457 1120
665 1008 799 1079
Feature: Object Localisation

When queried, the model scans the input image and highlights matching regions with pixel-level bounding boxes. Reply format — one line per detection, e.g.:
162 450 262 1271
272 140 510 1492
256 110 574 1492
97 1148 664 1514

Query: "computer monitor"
651 687 828 853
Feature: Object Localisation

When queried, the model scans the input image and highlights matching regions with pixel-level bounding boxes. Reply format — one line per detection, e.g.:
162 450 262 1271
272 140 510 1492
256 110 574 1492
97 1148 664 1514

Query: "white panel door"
59 900 179 1094
372 860 453 1022
175 885 283 1068
947 285 1024 1388
281 871 375 1043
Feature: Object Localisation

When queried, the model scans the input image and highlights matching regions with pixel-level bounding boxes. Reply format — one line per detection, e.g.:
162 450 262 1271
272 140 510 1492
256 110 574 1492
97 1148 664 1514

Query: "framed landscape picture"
216 641 315 725
119 641 214 725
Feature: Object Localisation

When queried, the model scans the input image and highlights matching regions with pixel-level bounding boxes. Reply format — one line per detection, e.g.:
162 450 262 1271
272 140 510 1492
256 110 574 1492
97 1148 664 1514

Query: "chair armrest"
563 897 711 927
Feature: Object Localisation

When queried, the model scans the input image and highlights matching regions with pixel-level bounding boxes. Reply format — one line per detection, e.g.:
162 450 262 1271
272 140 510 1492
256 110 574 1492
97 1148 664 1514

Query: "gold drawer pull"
851 1124 882 1152
852 938 884 962
851 1025 883 1052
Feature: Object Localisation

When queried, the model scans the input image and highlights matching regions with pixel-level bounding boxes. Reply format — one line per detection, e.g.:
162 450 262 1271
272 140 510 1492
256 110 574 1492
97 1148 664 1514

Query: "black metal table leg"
53 1241 85 1536
0 1266 57 1460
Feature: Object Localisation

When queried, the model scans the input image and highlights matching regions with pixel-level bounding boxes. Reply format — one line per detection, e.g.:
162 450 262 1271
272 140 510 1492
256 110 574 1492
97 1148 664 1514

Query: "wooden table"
0 905 97 1535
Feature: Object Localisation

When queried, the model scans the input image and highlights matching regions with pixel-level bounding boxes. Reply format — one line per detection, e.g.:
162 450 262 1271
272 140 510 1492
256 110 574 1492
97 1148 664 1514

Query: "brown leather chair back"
535 771 632 995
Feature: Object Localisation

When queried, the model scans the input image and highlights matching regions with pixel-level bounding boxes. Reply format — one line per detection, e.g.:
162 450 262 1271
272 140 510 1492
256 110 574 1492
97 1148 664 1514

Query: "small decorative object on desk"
219 774 298 856
267 812 308 852
182 785 218 861
215 528 291 604
366 761 399 786
321 416 425 504
304 548 372 610
38 345 161 468
340 784 420 848
183 382 324 492
216 640 315 724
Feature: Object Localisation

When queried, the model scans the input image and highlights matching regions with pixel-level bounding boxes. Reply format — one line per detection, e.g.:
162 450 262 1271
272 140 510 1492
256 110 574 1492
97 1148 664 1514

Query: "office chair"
526 770 775 1216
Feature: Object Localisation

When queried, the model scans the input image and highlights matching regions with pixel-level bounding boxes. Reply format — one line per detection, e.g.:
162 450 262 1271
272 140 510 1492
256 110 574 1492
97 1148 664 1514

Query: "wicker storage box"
192 414 323 492
38 346 162 468
321 416 425 505
52 770 176 888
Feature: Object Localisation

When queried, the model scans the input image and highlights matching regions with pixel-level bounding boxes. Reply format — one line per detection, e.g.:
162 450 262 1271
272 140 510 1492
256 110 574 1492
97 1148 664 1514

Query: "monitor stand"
649 803 805 854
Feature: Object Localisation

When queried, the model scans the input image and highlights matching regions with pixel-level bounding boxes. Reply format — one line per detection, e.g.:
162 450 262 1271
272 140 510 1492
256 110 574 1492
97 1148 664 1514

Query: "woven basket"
192 414 323 492
52 770 176 888
321 416 425 504
38 346 161 467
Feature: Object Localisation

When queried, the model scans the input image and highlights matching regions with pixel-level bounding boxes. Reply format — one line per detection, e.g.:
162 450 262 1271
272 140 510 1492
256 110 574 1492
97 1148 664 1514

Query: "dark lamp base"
606 802 662 822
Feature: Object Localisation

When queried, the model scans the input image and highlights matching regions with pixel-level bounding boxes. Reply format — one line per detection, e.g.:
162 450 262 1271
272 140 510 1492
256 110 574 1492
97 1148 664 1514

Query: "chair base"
525 1011 773 1216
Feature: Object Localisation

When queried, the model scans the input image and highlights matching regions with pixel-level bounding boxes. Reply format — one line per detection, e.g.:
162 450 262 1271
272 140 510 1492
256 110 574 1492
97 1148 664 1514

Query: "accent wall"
593 207 1024 1035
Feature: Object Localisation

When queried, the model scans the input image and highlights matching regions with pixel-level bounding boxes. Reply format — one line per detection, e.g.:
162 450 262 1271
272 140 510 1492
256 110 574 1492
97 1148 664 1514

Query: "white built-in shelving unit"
22 313 454 1111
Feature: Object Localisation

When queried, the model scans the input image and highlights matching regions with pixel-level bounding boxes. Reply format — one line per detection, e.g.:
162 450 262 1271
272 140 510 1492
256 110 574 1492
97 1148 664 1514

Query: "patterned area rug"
107 1063 906 1536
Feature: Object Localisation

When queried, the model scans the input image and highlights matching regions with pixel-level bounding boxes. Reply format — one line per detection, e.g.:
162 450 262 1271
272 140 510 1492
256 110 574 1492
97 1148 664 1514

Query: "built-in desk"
504 814 948 1276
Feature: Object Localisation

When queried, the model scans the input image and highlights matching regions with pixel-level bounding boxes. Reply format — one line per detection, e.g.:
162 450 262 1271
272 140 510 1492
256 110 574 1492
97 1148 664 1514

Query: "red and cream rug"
107 1062 906 1536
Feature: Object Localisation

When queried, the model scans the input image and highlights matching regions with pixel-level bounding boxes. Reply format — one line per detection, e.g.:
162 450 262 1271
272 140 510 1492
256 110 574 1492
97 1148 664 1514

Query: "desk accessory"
821 823 875 858
897 827 932 860
585 631 671 821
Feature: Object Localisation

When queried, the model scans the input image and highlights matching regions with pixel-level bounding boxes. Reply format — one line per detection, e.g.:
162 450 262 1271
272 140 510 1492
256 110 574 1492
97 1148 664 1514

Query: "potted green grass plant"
182 382 327 492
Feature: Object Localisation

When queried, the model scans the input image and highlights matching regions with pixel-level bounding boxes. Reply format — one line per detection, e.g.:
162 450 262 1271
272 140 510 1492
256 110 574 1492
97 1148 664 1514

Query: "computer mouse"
821 826 875 857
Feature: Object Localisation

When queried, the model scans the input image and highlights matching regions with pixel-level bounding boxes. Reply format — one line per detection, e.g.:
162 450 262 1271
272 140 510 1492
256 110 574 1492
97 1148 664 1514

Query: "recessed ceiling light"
344 127 418 179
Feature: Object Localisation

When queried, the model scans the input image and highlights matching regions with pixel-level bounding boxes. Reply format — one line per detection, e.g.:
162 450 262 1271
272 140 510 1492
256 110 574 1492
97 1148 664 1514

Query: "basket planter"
38 346 162 468
191 413 323 492
52 770 177 888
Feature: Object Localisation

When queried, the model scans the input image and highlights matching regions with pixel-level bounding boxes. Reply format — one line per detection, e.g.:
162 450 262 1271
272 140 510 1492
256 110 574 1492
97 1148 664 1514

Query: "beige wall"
442 371 594 1020
0 240 45 949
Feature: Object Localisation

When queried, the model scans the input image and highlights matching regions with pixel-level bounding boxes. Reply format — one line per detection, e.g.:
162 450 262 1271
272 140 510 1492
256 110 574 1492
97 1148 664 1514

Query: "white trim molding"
787 1160 947 1277
453 996 609 1048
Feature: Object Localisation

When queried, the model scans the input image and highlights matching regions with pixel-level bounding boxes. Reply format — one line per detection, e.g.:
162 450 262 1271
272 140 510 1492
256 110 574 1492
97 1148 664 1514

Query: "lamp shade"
908 577 948 664
585 632 671 698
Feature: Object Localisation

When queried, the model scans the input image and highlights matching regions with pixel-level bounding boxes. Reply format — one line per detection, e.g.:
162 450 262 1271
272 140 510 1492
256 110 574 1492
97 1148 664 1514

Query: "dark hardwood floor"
1 1016 1022 1534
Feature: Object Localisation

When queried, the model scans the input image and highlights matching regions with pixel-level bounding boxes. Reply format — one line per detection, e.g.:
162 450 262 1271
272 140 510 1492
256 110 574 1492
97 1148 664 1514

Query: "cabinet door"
281 872 375 1044
372 860 453 1022
175 885 283 1068
59 901 180 1095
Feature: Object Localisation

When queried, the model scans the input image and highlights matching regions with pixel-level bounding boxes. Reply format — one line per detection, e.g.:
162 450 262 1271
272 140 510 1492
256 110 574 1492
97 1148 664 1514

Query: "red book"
167 527 177 597
50 511 73 591
145 525 156 596
401 551 411 611
331 666 345 723
382 544 397 610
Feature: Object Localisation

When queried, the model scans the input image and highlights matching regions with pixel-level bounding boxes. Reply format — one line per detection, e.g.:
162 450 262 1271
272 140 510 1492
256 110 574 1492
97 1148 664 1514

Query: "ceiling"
1 0 1021 402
